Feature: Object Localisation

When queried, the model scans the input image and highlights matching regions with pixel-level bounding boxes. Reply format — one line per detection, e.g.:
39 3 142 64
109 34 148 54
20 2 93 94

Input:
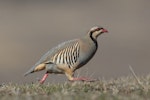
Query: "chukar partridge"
24 26 108 84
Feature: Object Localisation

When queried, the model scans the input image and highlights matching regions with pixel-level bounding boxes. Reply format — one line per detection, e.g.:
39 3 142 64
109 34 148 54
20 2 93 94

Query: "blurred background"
0 0 150 84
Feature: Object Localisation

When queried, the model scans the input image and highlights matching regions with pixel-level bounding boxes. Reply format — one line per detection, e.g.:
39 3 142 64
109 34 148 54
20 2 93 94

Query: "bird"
24 26 108 84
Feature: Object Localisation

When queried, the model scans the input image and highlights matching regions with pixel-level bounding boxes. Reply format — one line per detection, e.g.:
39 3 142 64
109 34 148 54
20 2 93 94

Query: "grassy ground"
1 75 150 100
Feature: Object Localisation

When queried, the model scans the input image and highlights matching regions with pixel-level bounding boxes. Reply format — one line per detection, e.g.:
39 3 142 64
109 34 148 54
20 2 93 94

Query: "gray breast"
77 38 98 69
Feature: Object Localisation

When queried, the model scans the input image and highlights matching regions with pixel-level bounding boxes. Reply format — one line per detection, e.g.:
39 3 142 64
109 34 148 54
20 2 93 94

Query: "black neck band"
90 32 98 48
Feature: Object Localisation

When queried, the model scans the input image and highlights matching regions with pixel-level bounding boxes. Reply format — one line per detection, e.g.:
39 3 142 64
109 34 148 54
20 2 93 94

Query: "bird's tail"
24 67 35 76
24 63 46 77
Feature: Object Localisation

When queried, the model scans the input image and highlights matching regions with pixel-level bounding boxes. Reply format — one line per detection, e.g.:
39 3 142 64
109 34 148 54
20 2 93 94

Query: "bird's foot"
71 77 97 82
39 73 49 84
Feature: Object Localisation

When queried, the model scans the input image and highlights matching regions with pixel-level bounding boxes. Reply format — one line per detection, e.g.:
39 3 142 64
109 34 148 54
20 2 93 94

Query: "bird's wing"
36 39 79 65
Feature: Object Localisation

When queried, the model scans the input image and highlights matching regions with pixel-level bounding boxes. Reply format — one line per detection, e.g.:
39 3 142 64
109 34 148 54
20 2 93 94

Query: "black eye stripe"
91 27 103 33
96 27 103 31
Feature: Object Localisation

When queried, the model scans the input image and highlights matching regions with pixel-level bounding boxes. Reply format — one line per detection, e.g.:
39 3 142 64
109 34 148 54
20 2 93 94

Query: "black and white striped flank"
51 42 80 68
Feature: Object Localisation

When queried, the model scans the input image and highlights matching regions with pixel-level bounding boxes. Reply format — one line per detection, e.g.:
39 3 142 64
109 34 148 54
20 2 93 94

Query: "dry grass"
1 75 150 100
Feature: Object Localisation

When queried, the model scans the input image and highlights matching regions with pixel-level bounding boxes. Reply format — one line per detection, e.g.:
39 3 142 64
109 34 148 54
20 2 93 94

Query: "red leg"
40 73 49 84
72 77 97 82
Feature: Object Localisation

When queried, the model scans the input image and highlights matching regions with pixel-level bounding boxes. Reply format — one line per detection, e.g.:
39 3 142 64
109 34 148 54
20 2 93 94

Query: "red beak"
102 28 108 33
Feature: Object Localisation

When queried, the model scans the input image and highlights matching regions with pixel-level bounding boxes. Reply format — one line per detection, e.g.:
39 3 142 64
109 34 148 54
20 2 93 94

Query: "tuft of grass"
1 75 150 100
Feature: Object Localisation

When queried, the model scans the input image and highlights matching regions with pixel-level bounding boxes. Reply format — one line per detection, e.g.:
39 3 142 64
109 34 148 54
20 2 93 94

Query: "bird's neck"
85 33 98 48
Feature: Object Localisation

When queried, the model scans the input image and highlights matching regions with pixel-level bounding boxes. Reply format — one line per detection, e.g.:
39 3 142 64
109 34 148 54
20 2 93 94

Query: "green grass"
1 75 150 100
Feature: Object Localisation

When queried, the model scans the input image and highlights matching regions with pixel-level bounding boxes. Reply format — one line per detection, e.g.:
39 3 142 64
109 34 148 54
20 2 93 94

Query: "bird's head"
88 26 108 39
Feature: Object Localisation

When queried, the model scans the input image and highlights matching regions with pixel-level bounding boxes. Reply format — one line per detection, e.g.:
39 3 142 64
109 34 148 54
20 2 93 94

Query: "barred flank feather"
51 42 80 69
